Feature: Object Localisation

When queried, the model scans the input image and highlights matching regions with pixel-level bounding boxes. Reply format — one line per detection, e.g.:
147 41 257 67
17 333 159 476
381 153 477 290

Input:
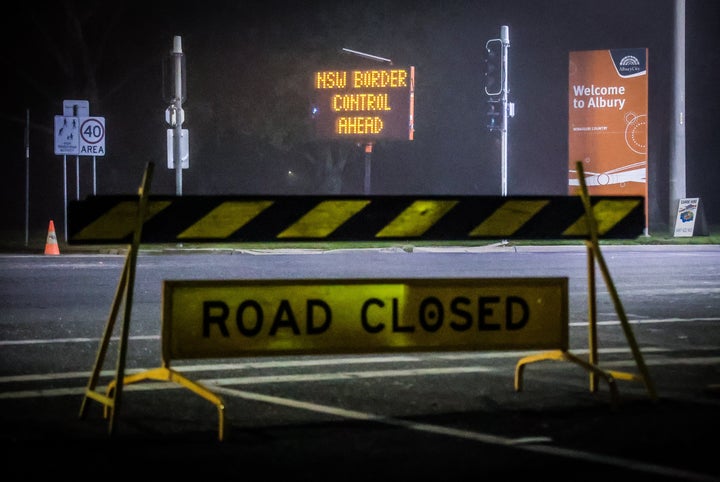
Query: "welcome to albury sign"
568 48 648 228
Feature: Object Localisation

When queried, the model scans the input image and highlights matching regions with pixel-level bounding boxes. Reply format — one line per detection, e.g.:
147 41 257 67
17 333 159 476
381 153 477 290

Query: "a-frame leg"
515 161 657 403
78 162 155 435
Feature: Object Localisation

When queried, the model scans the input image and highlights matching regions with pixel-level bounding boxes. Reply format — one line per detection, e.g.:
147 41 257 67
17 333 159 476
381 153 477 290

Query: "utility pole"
669 0 686 229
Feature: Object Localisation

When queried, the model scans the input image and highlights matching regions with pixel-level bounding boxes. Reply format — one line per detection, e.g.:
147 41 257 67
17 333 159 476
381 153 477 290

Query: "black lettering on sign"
418 297 443 332
506 296 529 330
360 294 533 334
202 294 531 339
306 299 332 335
203 298 333 338
478 296 502 331
360 298 386 333
269 300 301 335
237 300 263 336
449 296 472 331
391 298 412 333
203 301 230 337
416 295 532 332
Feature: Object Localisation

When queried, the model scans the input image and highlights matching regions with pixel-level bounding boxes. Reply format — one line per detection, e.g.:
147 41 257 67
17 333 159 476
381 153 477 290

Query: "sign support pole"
75 155 80 200
63 155 68 242
364 143 373 195
54 100 104 243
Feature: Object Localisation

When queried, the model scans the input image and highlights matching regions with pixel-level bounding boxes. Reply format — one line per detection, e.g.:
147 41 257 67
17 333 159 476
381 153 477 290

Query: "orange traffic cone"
44 220 60 255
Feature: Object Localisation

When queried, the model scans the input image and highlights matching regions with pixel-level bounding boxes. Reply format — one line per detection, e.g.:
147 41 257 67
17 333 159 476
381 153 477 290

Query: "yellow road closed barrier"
78 161 656 442
162 277 568 360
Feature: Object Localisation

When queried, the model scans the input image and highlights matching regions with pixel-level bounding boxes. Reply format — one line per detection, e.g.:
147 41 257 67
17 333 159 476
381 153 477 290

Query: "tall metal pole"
24 109 30 247
173 36 185 196
76 155 80 200
500 26 510 197
63 155 68 242
485 26 512 197
73 104 81 201
669 0 686 229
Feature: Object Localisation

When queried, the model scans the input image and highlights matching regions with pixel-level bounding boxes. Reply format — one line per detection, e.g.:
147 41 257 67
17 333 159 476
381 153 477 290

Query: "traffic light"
483 40 503 96
486 98 503 131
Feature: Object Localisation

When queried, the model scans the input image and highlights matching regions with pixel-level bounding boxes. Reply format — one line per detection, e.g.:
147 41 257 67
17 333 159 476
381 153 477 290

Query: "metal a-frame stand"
77 161 154 434
78 162 154 434
514 161 658 406
78 162 226 439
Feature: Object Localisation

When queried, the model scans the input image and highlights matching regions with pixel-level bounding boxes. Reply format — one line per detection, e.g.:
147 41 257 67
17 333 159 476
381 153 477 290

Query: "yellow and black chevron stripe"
67 195 644 244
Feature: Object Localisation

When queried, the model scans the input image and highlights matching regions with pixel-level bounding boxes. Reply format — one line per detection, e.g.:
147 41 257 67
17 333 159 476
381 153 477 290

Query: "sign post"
54 100 106 241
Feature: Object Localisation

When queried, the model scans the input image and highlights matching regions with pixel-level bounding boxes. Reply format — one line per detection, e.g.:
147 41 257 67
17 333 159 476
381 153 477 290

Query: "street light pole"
172 36 185 196
669 0 686 229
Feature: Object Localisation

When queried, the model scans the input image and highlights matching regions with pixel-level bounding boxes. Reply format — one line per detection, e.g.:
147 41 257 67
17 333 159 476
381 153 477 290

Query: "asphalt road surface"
1 245 719 480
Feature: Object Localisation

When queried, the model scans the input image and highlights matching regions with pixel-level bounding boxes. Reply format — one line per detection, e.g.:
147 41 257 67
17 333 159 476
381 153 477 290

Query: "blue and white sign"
673 198 699 237
54 115 79 155
54 115 105 156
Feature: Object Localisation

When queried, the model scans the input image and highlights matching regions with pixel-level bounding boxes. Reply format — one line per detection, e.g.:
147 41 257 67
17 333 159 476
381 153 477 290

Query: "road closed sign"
161 277 568 360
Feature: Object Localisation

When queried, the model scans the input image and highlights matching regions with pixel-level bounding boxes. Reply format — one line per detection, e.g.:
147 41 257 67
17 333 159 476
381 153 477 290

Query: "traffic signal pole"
499 26 510 197
484 26 513 197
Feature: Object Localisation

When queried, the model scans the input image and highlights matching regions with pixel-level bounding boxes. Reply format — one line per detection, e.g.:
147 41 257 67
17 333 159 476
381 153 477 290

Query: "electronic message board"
311 67 415 141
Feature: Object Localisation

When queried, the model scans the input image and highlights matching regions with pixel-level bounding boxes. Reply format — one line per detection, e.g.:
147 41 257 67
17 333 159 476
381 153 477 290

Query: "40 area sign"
161 277 568 359
311 67 415 140
79 117 106 156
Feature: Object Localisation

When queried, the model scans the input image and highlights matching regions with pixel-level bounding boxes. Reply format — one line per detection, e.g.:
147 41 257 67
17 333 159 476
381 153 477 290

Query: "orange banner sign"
568 48 648 228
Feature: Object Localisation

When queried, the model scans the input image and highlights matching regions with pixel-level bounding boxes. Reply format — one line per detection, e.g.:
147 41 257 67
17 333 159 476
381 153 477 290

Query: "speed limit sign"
79 116 106 156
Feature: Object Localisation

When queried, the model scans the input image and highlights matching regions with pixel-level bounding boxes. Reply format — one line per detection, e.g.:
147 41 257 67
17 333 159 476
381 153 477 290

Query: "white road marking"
209 385 719 482
2 317 718 347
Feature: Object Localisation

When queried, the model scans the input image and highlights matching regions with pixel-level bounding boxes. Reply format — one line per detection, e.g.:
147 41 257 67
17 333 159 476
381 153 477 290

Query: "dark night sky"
2 0 718 245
